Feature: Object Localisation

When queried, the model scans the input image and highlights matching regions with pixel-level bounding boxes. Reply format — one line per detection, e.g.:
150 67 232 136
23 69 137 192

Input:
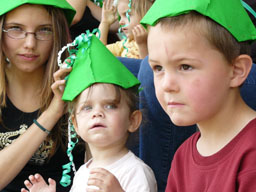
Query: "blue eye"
5 26 23 32
82 105 92 111
38 27 52 33
105 104 117 109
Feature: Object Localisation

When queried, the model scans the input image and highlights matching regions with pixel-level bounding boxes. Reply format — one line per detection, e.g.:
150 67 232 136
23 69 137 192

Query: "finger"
132 28 138 38
86 187 100 192
28 175 37 184
51 79 66 94
21 188 28 192
134 25 144 35
87 177 104 189
105 0 111 9
48 178 57 190
103 1 106 10
53 67 72 82
23 179 33 189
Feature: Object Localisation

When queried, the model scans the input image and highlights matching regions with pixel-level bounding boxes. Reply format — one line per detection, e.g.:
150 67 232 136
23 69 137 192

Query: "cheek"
154 79 166 108
2 39 16 57
187 77 226 114
41 43 53 59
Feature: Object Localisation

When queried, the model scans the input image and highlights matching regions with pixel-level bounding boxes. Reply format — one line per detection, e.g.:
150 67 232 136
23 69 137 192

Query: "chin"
169 115 196 127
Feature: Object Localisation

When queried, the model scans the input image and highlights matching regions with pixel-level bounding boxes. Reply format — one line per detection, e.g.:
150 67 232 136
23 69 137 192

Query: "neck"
197 93 256 156
6 65 45 112
88 144 129 168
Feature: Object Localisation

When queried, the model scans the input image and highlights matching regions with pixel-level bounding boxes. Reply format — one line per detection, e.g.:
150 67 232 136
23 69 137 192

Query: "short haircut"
155 11 251 63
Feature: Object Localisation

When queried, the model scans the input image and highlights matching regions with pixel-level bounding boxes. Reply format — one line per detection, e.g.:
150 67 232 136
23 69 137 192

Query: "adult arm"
66 0 87 25
0 68 71 190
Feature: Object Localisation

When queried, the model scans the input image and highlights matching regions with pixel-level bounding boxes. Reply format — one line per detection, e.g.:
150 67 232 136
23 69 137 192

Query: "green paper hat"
141 0 256 42
61 33 140 102
0 0 75 25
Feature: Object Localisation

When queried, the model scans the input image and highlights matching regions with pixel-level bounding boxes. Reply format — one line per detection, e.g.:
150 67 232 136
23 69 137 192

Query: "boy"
141 0 256 191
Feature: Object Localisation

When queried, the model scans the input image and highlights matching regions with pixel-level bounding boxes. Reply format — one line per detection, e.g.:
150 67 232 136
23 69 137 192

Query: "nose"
24 33 37 49
161 72 179 92
92 107 105 118
119 17 126 26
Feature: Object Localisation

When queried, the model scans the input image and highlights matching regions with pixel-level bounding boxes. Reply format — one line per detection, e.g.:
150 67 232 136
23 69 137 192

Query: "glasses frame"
2 28 53 41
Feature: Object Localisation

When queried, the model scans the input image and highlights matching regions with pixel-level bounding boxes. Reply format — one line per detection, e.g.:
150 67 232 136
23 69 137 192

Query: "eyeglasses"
2 28 53 41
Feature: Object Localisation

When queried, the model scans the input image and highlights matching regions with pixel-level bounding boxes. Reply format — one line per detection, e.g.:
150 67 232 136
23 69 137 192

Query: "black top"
0 97 85 192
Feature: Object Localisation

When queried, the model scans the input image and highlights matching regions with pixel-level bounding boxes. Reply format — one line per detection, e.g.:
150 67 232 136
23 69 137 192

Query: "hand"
21 173 56 192
133 24 148 45
87 168 125 192
46 66 72 119
101 0 117 26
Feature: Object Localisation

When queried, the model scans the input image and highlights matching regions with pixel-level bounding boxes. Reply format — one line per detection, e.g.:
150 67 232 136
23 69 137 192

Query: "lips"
90 123 106 129
167 101 184 108
19 54 39 61
122 28 128 33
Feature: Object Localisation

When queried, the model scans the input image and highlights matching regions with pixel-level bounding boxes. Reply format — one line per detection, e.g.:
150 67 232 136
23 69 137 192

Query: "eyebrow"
148 56 201 64
77 98 118 105
4 23 52 27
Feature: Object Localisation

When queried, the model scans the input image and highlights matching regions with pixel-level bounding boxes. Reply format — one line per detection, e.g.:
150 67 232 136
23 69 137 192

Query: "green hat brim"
0 0 75 25
141 0 256 42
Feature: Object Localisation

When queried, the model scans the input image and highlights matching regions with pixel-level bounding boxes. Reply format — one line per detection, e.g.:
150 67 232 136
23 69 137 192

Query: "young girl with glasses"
0 1 85 191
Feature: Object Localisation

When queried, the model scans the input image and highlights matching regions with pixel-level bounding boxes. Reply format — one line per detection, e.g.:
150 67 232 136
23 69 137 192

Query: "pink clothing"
166 118 256 192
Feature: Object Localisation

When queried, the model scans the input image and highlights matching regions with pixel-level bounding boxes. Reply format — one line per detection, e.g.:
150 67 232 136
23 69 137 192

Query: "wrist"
100 21 112 27
33 119 51 134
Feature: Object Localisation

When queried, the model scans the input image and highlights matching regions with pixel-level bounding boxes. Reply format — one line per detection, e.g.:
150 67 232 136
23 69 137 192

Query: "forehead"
77 84 118 102
117 0 129 12
148 23 213 63
5 4 52 25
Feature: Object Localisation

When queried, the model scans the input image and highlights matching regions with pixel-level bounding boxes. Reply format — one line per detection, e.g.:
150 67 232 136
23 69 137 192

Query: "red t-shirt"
166 118 256 192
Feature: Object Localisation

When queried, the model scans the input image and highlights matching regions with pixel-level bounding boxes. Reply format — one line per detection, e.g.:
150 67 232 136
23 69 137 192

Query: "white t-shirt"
70 151 157 192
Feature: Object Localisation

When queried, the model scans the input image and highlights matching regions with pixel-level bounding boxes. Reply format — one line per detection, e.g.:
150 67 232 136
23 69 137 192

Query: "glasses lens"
7 29 25 39
36 31 53 41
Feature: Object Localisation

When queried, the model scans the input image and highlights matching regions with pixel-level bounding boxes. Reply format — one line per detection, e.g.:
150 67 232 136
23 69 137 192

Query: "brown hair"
154 11 251 63
0 5 71 156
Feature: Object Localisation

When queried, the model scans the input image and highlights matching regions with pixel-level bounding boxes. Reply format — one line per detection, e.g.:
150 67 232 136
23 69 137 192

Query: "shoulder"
173 132 200 160
113 151 157 191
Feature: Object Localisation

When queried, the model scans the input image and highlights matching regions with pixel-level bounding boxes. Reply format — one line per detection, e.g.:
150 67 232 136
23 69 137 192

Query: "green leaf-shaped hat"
0 0 75 25
60 32 140 102
141 0 256 42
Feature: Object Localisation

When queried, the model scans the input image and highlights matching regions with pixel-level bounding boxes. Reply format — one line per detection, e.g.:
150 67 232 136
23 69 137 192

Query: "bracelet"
33 119 51 134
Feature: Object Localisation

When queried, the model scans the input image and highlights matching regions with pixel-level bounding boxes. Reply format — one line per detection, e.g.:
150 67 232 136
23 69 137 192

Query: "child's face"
118 0 141 39
148 24 233 126
73 84 134 148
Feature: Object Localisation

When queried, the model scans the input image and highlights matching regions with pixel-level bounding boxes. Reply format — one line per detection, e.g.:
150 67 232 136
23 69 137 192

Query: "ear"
71 114 79 135
230 54 252 87
128 110 142 133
